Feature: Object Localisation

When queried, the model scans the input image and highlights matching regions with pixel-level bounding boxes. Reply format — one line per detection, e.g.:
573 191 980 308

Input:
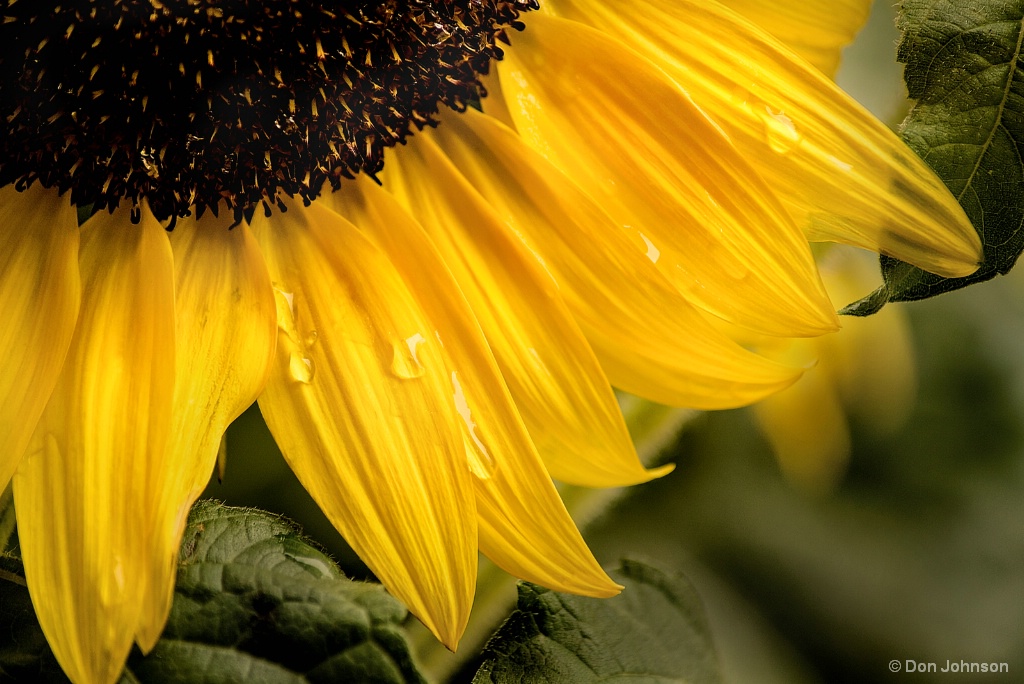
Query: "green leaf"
473 559 722 684
0 554 68 682
845 0 1024 315
0 501 426 684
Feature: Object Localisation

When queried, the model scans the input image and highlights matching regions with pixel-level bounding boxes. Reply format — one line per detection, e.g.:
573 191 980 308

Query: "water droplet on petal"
390 333 426 379
273 284 298 337
452 371 493 478
289 352 315 383
825 154 853 174
100 556 128 608
638 232 660 264
760 107 801 154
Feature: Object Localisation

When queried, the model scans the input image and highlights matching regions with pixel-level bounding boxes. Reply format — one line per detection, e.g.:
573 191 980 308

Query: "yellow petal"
380 134 669 487
426 108 804 409
500 14 837 337
251 203 476 649
322 177 619 596
542 0 981 278
478 69 516 130
136 214 277 651
0 185 80 488
14 204 175 684
475 474 621 597
718 0 872 76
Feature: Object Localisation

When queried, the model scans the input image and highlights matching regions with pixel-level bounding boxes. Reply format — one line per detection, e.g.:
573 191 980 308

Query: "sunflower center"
0 0 536 222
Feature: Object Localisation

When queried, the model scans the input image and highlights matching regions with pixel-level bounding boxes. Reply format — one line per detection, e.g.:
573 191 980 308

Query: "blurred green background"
202 3 1024 682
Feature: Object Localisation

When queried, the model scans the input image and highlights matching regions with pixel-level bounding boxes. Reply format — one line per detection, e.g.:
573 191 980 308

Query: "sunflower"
0 1 979 683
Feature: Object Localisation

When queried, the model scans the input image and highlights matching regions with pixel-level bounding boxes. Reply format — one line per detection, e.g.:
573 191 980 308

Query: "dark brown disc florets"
0 0 537 222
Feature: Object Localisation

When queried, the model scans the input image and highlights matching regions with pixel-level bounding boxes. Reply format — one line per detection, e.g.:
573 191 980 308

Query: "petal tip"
647 462 676 479
808 307 842 336
933 254 983 279
134 619 164 657
432 621 465 654
590 578 625 599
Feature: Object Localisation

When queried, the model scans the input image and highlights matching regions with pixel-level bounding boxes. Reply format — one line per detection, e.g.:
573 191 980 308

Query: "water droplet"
452 371 493 478
825 154 853 174
273 284 298 337
100 556 128 608
390 333 426 379
304 329 318 346
759 107 800 154
288 352 315 384
638 232 661 264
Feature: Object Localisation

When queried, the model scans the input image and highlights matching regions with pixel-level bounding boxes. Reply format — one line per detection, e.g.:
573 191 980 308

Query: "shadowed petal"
323 176 620 596
14 204 175 684
425 108 805 410
544 0 981 278
251 203 476 649
499 14 837 337
0 185 80 489
136 215 277 651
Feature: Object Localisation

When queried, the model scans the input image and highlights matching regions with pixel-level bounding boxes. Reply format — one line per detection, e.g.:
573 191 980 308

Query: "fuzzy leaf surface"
474 559 721 684
0 501 425 683
845 0 1024 314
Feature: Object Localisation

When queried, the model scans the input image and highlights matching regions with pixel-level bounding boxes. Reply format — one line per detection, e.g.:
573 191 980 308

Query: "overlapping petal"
322 176 620 596
0 1 984 681
251 204 476 649
719 0 872 76
380 134 671 486
427 107 806 410
14 205 175 684
136 214 277 651
0 185 80 489
543 0 981 278
498 13 838 337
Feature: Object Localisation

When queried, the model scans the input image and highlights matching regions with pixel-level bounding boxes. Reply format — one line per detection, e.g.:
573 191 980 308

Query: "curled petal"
0 185 80 489
323 177 619 596
137 214 277 651
15 205 175 684
252 204 476 649
500 14 837 337
426 108 804 410
542 0 981 278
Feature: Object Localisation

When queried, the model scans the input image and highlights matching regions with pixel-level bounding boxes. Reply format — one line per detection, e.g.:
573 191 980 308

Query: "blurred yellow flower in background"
0 1 980 683
752 248 918 491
